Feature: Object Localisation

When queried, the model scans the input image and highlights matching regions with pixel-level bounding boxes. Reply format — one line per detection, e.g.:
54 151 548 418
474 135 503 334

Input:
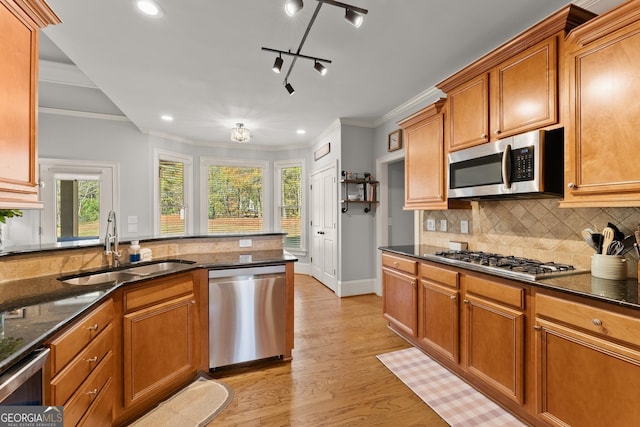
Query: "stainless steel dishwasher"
208 265 286 370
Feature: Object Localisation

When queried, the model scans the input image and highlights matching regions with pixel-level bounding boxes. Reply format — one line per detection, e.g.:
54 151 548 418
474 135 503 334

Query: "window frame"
274 158 306 254
199 157 270 234
153 149 193 236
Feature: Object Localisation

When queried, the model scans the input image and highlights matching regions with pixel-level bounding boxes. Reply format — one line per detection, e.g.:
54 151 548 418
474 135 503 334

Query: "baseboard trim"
336 278 375 297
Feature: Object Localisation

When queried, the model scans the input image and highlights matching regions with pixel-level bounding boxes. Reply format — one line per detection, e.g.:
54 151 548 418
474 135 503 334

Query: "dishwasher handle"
208 264 285 279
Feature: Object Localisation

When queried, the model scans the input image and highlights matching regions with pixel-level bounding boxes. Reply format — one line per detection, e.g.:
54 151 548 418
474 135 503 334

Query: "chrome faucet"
104 210 121 267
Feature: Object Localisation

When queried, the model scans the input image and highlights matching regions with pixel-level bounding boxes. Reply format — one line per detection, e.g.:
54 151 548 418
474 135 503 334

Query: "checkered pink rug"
377 347 526 426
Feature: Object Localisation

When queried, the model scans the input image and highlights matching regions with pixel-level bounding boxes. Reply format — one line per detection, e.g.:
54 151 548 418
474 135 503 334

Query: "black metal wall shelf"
340 171 378 213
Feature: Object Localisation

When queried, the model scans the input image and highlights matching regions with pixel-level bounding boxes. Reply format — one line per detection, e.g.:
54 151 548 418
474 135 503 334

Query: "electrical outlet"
239 239 252 248
426 219 436 231
461 220 469 234
440 219 448 232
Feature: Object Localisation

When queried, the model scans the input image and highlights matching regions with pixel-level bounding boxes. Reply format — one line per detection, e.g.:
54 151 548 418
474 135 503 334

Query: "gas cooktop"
432 250 589 281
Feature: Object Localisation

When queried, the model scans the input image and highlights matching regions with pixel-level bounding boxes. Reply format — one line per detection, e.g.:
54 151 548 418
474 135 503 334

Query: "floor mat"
377 347 526 427
129 372 233 427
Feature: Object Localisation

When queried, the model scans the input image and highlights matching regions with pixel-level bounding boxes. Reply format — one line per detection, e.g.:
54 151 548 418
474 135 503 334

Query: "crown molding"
39 60 97 88
39 107 128 121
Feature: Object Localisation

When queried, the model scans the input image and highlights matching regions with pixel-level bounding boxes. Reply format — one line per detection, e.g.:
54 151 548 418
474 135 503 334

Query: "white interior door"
310 166 337 291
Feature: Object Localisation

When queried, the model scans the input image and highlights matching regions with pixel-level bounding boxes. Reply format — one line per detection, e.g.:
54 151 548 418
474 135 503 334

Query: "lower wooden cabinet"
382 254 418 337
535 293 640 426
418 263 459 362
122 273 198 409
463 275 525 405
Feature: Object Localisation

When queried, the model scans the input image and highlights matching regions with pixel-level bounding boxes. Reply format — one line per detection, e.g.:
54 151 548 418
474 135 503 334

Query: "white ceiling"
38 0 623 149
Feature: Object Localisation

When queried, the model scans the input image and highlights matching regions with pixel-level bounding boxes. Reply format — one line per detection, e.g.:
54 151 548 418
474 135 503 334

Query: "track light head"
272 55 284 73
314 61 328 76
285 81 295 95
285 0 303 16
345 8 364 28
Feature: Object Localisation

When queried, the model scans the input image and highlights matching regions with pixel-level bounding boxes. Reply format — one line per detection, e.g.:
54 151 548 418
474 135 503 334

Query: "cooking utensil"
581 229 597 251
607 240 624 255
607 222 625 241
621 235 636 255
592 233 604 254
601 227 615 256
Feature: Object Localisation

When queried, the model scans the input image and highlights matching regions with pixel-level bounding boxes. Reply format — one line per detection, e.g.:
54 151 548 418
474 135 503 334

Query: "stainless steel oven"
0 348 49 405
447 128 564 199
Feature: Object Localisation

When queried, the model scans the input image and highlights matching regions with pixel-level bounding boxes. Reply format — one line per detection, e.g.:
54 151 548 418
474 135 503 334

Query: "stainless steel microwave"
447 128 564 200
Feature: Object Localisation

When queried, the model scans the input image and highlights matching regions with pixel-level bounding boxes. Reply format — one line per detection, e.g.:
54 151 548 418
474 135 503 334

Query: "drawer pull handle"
88 323 99 331
86 356 98 363
463 299 469 304
533 325 542 331
592 318 603 327
86 388 98 396
450 295 456 301
191 300 196 304
393 262 399 267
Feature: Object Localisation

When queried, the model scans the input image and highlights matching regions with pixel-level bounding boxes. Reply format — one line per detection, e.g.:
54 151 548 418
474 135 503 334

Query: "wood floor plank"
210 274 448 426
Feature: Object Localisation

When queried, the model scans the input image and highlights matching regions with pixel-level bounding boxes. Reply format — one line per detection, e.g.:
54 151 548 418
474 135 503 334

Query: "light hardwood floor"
210 274 448 426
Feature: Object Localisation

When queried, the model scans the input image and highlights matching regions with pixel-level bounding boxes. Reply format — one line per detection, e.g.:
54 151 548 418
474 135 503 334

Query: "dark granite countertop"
379 245 639 311
0 250 296 375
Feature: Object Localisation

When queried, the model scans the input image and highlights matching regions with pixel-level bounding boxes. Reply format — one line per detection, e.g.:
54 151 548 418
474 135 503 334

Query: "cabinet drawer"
421 262 458 288
64 352 113 427
382 253 418 275
536 293 640 348
48 299 114 376
78 378 113 427
50 323 113 406
464 275 524 309
124 273 194 312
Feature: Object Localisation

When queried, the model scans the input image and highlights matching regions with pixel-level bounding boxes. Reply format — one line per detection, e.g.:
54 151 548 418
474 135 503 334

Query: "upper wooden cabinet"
398 99 469 210
438 5 595 152
0 0 59 208
561 0 640 207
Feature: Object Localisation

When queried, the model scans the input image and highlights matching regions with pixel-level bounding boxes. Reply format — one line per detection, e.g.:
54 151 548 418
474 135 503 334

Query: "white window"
200 158 268 234
275 159 305 252
154 150 193 236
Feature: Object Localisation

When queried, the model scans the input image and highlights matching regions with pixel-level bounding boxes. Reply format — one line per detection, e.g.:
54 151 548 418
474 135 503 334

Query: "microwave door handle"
502 144 512 189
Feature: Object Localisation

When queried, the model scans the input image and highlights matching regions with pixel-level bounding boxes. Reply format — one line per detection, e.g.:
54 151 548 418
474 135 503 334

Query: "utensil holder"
591 254 627 280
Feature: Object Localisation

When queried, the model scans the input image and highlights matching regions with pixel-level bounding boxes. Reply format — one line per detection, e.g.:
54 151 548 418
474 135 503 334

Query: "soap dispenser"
129 240 141 262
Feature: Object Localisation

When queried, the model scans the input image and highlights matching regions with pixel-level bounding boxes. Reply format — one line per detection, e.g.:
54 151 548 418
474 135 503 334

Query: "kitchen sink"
60 271 138 286
59 259 196 286
122 261 194 276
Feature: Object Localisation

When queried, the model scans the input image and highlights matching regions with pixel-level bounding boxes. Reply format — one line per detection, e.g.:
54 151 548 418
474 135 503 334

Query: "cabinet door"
563 21 640 207
464 296 524 404
382 267 417 338
123 294 197 408
0 3 39 206
535 318 640 427
418 280 459 362
491 37 557 139
404 109 446 208
448 74 489 151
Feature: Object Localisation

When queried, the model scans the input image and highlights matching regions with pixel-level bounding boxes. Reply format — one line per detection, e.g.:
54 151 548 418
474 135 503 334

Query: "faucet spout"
104 210 121 267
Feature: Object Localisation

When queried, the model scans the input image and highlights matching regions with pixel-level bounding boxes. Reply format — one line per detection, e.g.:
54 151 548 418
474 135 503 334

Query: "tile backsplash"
421 199 640 276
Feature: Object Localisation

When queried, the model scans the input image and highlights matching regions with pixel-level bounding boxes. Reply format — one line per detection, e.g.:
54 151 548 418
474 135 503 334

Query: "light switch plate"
426 219 436 231
239 239 252 248
461 220 469 234
440 219 447 232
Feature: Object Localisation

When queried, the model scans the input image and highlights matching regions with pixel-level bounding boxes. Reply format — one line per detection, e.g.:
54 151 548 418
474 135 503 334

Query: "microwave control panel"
512 146 534 182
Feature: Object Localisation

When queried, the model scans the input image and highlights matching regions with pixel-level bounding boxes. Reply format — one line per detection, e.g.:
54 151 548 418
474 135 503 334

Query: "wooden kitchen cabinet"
462 275 525 404
535 293 640 426
382 253 418 338
122 272 199 410
398 99 469 210
438 5 594 151
0 1 59 208
561 0 640 207
418 262 460 363
44 299 115 427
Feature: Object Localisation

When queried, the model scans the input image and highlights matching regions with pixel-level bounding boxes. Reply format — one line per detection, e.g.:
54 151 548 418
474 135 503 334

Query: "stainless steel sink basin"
60 271 138 286
122 261 192 276
59 260 195 286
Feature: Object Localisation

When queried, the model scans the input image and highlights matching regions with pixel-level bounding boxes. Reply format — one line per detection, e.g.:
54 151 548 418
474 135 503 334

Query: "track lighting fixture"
314 61 327 76
264 0 368 93
285 81 295 95
344 8 363 27
284 0 303 16
272 54 283 73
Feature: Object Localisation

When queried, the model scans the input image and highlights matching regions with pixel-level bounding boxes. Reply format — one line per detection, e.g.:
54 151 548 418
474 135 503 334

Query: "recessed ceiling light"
296 129 306 135
136 0 161 17
161 114 174 122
